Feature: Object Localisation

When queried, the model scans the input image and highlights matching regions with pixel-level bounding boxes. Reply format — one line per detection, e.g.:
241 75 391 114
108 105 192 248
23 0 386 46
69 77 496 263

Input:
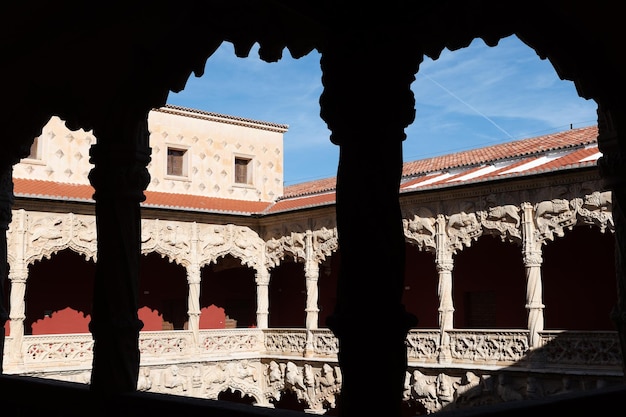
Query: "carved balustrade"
6 328 620 372
538 331 623 369
3 328 622 414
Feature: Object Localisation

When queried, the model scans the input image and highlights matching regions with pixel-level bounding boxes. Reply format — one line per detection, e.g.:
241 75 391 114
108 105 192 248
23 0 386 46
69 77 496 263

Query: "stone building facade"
2 108 620 414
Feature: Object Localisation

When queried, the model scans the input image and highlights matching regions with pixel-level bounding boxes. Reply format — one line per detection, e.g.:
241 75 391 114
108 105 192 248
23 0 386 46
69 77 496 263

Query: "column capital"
319 36 421 146
88 142 151 202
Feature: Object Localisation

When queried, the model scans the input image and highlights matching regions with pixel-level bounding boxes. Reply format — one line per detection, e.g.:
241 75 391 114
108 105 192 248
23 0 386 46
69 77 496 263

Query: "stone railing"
447 329 531 366
406 329 440 362
4 329 622 415
538 330 623 368
4 329 621 374
21 333 94 367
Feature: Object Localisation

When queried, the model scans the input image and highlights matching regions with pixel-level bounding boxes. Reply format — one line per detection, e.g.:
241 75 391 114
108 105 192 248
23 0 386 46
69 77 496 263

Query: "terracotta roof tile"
402 125 598 177
13 125 600 215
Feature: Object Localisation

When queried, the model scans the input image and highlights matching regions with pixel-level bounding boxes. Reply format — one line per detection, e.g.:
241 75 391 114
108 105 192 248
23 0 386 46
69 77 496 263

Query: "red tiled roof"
13 179 271 215
283 177 337 199
264 192 336 214
13 125 600 215
143 190 271 214
14 179 94 201
401 125 598 177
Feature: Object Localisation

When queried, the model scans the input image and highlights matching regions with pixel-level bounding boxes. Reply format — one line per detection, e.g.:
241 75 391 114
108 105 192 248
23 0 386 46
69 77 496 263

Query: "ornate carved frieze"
405 330 440 361
139 331 192 358
265 227 338 269
199 329 264 354
403 207 437 252
21 212 98 264
264 329 307 355
140 219 192 266
310 329 339 356
573 190 614 233
539 331 622 367
534 198 577 241
477 204 522 243
448 330 530 364
198 224 264 270
446 211 482 253
312 227 338 263
23 334 93 365
264 360 342 413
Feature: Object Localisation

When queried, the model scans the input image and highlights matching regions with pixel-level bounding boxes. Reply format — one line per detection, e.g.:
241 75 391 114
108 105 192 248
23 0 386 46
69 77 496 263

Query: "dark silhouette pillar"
597 104 626 381
0 165 13 374
320 34 420 415
88 111 151 393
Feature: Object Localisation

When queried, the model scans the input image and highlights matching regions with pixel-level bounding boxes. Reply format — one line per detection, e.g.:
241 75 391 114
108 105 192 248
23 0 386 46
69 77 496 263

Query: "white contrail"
422 73 515 140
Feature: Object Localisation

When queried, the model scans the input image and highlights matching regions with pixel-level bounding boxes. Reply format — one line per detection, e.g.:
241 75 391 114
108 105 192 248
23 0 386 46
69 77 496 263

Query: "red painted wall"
199 304 227 329
200 256 257 328
453 235 527 329
31 307 90 334
542 226 616 330
269 260 305 327
318 254 339 328
26 250 95 335
403 245 439 328
139 253 187 330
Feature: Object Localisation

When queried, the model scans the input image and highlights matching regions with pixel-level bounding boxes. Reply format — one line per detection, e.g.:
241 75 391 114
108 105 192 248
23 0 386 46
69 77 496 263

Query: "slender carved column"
597 104 626 379
255 265 270 329
320 33 420 416
6 210 27 367
88 114 151 394
305 230 320 330
435 214 454 363
0 166 14 373
187 223 201 349
304 230 320 357
521 202 545 349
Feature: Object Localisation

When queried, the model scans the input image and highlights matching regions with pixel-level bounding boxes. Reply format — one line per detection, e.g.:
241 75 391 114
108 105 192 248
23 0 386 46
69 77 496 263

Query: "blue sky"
166 35 598 186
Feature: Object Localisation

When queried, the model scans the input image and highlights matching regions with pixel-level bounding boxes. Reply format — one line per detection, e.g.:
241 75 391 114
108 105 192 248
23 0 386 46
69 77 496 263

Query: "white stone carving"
312 227 337 262
574 190 614 232
404 209 436 251
449 331 529 364
446 211 482 252
479 204 522 243
199 329 264 353
139 332 191 358
534 198 576 241
264 329 307 354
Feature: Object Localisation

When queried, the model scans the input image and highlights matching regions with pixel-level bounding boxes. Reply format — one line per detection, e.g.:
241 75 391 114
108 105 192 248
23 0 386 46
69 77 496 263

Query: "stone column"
6 210 27 367
255 265 270 329
521 202 545 349
88 114 151 394
305 230 320 330
187 223 201 349
434 215 455 363
320 32 420 416
597 104 626 379
0 166 13 373
304 230 320 357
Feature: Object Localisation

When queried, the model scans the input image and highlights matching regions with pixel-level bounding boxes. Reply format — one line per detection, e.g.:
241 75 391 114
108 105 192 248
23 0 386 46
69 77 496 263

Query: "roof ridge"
156 104 289 131
282 125 598 198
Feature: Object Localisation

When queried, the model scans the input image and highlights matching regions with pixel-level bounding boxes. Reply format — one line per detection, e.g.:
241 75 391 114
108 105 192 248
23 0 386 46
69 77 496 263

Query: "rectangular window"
234 157 252 184
464 291 496 328
167 148 187 177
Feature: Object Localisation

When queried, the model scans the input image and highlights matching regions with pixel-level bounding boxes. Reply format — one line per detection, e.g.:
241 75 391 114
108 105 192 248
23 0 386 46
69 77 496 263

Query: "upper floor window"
167 147 188 177
234 157 252 185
